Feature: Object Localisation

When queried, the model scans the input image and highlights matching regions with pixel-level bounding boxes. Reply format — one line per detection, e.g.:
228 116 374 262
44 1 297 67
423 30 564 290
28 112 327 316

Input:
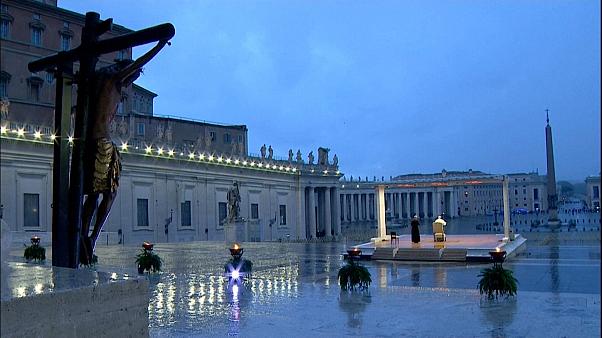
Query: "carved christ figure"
79 40 168 265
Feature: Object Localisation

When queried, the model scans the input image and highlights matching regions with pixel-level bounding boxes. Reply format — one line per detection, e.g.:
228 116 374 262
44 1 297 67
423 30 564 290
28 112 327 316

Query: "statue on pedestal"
308 151 314 165
288 149 293 162
227 181 241 223
268 145 273 160
260 144 266 159
318 147 330 165
296 149 303 163
332 154 338 166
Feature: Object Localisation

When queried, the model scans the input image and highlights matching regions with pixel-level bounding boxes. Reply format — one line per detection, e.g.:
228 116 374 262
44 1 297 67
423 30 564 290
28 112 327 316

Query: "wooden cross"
28 12 174 268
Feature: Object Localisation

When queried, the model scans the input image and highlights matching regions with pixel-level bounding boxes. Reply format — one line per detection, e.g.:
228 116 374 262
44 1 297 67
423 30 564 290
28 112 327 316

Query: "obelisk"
545 110 560 228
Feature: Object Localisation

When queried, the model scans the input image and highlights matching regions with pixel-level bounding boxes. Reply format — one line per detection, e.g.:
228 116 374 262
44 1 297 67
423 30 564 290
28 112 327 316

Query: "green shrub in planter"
478 265 518 299
338 260 371 291
24 244 46 262
136 248 162 273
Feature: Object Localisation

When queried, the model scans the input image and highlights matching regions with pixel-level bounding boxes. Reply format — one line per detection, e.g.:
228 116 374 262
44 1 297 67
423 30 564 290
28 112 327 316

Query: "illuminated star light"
157 147 164 155
0 125 7 134
145 146 153 154
188 152 196 159
17 128 25 137
120 142 128 151
34 130 42 139
50 134 56 141
168 149 175 157
67 135 74 143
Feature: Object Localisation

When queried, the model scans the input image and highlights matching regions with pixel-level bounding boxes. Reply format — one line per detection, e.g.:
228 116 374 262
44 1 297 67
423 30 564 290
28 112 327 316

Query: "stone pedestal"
225 219 247 243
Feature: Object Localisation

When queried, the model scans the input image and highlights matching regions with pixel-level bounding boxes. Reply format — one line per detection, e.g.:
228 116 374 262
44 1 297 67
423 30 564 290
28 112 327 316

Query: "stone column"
350 193 356 222
414 192 419 218
333 187 341 236
503 176 510 239
401 193 407 218
423 192 428 218
434 191 441 216
297 185 306 240
375 185 386 239
397 193 403 219
324 187 332 237
307 187 317 239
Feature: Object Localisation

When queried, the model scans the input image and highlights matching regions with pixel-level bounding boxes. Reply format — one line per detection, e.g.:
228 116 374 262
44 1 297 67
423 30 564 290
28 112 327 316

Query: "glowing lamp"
208 155 214 161
489 248 506 265
226 158 232 164
157 147 164 155
199 154 205 160
234 159 240 165
120 142 128 151
217 156 223 163
50 134 56 141
229 243 243 259
34 131 42 139
0 125 7 134
188 152 195 159
292 168 297 173
231 269 240 280
68 135 74 143
17 128 25 137
168 149 175 157
30 235 41 246
142 241 154 251
347 247 361 259
145 146 153 154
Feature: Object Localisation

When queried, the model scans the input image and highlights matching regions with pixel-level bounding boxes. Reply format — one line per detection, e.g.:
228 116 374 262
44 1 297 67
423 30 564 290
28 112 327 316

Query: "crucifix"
28 12 174 268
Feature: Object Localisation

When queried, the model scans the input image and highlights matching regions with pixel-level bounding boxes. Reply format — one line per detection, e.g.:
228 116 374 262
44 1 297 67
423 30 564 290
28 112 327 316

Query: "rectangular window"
23 193 40 227
251 203 259 219
594 186 600 199
223 133 231 144
117 49 126 60
218 202 227 223
136 122 145 136
514 189 518 195
522 189 526 194
181 201 191 226
533 188 539 200
60 34 70 51
0 77 7 98
209 131 216 141
136 198 149 227
29 83 40 102
237 135 243 143
0 19 9 39
31 27 42 46
279 204 287 225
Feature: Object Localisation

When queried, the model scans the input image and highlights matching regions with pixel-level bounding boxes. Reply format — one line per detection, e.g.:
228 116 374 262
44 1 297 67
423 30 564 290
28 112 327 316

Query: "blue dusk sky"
61 0 600 181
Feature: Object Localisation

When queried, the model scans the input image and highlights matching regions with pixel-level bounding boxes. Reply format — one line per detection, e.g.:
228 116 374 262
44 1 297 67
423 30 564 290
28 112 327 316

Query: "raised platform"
349 234 527 262
1 262 149 337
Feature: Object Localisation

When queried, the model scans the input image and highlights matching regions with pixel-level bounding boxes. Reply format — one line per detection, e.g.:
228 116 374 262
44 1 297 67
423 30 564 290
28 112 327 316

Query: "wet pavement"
3 230 600 337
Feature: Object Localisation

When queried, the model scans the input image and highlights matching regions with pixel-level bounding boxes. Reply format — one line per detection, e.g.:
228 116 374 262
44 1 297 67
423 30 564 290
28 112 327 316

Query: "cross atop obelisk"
545 109 560 228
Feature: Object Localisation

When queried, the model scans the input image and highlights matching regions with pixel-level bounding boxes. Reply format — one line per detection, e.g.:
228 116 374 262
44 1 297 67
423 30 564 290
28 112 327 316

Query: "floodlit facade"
0 0 342 243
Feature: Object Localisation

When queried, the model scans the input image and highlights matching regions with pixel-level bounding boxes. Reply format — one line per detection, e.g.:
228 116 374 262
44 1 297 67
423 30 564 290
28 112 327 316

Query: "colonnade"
339 189 457 223
299 186 341 239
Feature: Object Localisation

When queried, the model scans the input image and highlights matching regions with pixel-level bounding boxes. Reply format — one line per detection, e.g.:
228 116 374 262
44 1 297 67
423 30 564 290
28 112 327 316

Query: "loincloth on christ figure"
84 138 122 194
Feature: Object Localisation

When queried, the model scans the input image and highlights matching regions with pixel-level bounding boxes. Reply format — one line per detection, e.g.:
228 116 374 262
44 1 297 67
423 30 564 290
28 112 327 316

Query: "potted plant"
135 242 162 273
478 250 518 299
24 236 45 262
338 248 371 291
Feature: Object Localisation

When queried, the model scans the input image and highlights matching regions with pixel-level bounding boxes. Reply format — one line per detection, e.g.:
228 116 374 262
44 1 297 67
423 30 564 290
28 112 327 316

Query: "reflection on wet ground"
5 232 600 336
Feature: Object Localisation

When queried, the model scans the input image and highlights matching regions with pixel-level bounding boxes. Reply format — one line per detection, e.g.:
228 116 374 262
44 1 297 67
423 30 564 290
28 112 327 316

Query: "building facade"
338 169 550 228
0 0 341 243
